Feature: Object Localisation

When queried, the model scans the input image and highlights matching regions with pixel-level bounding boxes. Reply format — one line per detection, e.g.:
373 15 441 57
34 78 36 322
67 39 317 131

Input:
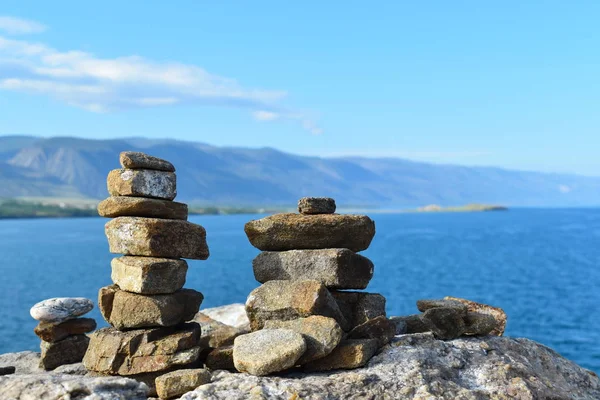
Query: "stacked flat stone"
231 197 395 376
30 297 96 370
83 152 211 397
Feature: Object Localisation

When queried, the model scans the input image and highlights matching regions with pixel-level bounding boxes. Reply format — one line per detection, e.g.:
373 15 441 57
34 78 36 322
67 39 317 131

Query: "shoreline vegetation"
0 198 507 219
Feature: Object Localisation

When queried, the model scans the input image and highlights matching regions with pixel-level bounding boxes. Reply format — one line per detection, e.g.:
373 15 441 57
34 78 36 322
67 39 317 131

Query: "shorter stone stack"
83 152 211 396
232 197 394 375
30 297 96 370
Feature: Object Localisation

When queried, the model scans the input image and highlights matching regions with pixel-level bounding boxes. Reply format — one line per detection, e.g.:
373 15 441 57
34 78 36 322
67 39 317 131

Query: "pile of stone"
82 152 212 398
391 296 507 340
220 197 395 376
30 297 96 370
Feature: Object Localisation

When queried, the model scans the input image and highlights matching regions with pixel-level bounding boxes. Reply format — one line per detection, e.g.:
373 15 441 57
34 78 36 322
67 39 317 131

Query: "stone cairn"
82 152 212 398
227 197 397 376
30 297 96 370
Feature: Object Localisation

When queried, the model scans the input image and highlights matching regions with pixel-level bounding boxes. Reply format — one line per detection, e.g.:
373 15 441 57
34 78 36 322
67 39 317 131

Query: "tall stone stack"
233 197 395 375
83 152 210 395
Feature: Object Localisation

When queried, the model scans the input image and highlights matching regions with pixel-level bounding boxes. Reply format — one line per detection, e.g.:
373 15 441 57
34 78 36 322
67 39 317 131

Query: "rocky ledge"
1 305 599 399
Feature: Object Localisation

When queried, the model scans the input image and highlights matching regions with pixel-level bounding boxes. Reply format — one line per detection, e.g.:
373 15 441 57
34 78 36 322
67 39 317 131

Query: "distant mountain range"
1 135 599 207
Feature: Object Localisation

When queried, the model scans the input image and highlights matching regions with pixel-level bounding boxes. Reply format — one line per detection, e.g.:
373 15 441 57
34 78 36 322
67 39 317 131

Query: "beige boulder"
98 196 188 220
111 256 188 295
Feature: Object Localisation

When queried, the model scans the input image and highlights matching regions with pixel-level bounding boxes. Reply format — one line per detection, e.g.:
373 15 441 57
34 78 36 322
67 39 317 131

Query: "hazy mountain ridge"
1 136 599 207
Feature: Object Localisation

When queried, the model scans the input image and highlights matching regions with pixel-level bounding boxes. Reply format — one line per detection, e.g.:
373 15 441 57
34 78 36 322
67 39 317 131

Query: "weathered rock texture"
111 256 188 295
83 323 201 376
244 213 375 252
107 169 177 200
99 285 203 329
347 315 396 347
98 196 188 220
156 368 212 399
30 297 94 323
0 374 148 400
120 151 175 172
39 335 90 370
303 338 379 372
193 313 248 349
297 197 336 214
253 249 374 289
263 316 343 364
105 217 209 259
246 280 349 331
205 346 235 371
445 296 507 336
331 291 386 329
233 329 307 376
178 333 600 400
35 318 97 343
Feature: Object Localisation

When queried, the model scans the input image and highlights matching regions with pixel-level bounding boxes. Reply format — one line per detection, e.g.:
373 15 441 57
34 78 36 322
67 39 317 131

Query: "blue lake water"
0 209 599 373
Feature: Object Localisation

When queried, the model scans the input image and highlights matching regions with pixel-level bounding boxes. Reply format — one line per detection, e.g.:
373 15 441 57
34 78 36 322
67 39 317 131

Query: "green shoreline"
0 199 507 219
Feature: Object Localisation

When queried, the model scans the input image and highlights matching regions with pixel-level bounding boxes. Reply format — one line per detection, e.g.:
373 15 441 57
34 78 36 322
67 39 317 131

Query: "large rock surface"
244 213 375 252
253 249 374 289
105 217 209 260
0 374 148 399
180 333 600 400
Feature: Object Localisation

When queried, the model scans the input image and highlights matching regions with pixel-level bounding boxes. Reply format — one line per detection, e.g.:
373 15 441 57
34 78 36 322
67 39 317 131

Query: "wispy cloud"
0 16 321 133
0 16 46 35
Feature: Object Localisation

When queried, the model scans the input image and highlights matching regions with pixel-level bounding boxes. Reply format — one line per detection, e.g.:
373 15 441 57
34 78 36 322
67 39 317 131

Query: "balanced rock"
422 307 466 340
98 197 188 220
233 329 306 376
389 314 430 334
246 280 349 331
193 313 247 349
120 151 175 172
244 213 375 252
40 335 90 370
155 369 211 399
107 169 176 200
205 346 235 371
99 285 203 330
83 323 201 375
445 296 507 336
298 197 336 215
111 256 188 295
347 316 396 348
30 297 94 323
417 299 468 314
464 312 499 336
253 249 374 290
304 339 379 372
105 217 209 260
35 318 97 343
331 291 386 329
263 316 343 364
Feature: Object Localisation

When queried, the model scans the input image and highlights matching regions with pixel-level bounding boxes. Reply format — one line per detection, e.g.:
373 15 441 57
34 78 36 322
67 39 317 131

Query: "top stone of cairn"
298 197 336 215
120 151 175 172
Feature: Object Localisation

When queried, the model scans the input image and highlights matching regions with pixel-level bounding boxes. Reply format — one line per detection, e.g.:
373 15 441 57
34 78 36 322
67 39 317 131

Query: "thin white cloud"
0 18 322 134
0 16 46 35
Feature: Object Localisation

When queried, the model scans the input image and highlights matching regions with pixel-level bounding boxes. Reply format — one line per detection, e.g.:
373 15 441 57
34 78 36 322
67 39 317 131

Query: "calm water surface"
0 209 599 373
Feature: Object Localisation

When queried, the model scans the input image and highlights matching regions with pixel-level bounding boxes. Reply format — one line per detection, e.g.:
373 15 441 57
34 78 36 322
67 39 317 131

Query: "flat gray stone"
98 196 188 220
253 249 374 290
105 217 209 260
111 256 188 294
298 197 336 214
263 316 343 364
30 297 94 323
120 151 175 172
244 213 375 252
233 329 306 376
107 168 177 200
246 280 350 331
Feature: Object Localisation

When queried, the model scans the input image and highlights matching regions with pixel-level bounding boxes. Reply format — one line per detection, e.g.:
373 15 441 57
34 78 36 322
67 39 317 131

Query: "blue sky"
1 1 599 175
